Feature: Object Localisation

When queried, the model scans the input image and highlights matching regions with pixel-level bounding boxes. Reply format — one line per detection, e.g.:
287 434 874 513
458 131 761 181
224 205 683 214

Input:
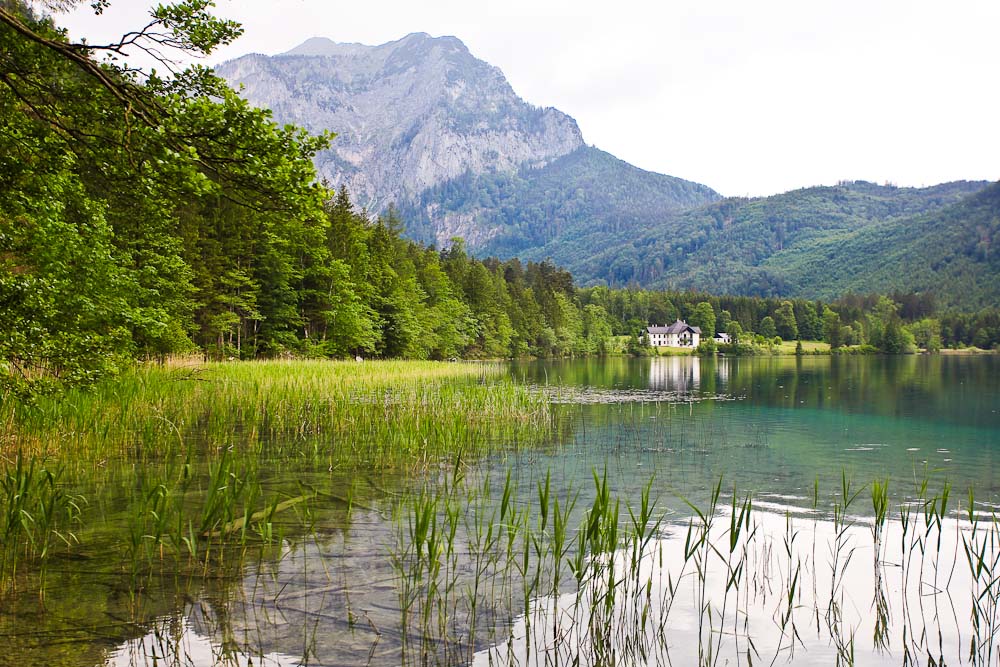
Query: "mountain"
214 33 721 245
772 181 1000 308
217 34 585 210
396 145 720 252
576 179 997 308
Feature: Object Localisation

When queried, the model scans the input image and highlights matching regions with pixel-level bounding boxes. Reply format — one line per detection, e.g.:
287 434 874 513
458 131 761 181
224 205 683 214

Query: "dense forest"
396 149 999 312
0 2 616 393
571 180 1000 308
1 3 997 396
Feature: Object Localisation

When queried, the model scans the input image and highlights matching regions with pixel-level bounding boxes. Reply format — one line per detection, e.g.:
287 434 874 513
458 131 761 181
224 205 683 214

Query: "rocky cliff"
216 33 586 211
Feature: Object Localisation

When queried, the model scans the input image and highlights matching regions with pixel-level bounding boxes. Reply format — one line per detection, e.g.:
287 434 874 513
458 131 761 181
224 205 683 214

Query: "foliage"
774 301 798 340
545 180 997 310
0 4 623 393
759 316 777 339
688 301 716 336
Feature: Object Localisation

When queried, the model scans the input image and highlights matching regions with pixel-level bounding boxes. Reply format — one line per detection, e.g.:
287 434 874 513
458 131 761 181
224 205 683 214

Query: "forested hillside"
573 180 995 307
770 182 1000 307
398 146 720 255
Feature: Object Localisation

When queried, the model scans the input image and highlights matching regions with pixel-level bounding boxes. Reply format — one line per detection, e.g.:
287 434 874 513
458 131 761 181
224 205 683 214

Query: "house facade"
646 320 702 348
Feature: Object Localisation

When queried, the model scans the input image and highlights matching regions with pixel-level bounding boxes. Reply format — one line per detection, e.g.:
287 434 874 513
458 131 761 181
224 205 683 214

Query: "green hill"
558 180 996 308
769 181 1000 308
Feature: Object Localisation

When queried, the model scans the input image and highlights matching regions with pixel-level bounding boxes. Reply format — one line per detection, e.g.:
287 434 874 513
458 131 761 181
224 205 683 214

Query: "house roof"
647 319 702 335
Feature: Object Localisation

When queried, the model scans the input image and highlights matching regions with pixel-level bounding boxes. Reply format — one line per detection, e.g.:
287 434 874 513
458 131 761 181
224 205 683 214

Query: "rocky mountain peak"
216 33 585 210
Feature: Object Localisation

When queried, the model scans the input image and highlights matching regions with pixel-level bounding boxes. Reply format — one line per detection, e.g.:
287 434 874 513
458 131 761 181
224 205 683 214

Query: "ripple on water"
535 385 734 405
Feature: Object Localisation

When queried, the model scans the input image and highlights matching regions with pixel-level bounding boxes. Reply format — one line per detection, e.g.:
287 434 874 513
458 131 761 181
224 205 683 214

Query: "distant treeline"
579 287 1000 354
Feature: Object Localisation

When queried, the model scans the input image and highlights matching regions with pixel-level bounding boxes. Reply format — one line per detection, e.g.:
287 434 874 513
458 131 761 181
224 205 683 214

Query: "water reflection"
647 356 700 391
473 505 994 667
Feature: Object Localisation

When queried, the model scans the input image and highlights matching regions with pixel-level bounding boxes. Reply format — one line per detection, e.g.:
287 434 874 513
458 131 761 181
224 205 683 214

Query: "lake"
2 355 998 666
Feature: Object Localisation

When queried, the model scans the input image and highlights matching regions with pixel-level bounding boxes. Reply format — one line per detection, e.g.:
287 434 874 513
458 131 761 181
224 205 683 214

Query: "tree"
906 318 941 351
759 316 777 339
973 328 991 350
689 301 716 337
582 304 613 355
796 301 822 340
866 296 899 350
773 301 798 341
822 308 842 349
647 292 677 326
1 1 332 389
718 310 733 335
726 320 743 345
881 318 914 354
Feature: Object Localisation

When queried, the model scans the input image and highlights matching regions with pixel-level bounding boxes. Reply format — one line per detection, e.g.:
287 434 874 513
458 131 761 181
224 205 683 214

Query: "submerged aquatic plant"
0 455 83 598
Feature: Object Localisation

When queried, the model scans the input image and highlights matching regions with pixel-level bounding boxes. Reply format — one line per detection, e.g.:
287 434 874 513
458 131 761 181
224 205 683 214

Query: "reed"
388 470 1000 667
0 454 83 598
0 360 551 468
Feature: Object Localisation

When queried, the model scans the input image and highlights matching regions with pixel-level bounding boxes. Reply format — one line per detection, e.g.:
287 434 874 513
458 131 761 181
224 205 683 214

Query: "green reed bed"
0 359 550 465
0 456 83 599
0 360 551 602
388 471 1000 667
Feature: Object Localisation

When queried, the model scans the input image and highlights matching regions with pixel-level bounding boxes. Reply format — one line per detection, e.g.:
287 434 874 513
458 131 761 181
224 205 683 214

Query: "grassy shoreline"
1 359 550 463
0 360 554 601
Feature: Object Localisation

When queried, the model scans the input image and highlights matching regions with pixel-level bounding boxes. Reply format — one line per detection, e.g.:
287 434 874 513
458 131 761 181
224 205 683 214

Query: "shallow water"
3 354 999 666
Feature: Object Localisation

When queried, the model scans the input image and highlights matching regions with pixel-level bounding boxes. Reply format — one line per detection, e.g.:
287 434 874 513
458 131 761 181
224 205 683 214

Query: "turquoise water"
507 355 1000 507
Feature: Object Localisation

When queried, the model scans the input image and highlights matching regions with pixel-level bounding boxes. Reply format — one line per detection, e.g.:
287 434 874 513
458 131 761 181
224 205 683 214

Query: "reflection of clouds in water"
474 504 996 667
108 511 403 667
110 616 299 667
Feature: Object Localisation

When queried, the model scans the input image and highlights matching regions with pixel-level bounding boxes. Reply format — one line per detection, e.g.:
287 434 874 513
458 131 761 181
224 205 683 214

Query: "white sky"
59 0 999 197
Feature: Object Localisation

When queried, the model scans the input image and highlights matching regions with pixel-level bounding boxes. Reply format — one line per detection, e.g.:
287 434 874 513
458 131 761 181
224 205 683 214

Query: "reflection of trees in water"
718 355 997 426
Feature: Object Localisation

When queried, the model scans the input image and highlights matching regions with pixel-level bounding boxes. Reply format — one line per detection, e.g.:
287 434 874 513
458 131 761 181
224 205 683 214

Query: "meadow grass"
0 359 550 466
776 339 831 354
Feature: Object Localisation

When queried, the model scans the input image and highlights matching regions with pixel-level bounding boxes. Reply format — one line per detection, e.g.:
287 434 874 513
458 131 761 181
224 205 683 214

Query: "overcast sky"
59 0 999 197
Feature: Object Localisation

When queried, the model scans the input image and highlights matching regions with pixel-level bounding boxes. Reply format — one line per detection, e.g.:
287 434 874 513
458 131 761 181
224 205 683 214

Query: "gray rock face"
216 33 585 211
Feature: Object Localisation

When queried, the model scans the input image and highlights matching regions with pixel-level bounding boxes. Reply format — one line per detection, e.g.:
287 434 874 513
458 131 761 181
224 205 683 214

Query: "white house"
713 332 732 345
646 320 702 348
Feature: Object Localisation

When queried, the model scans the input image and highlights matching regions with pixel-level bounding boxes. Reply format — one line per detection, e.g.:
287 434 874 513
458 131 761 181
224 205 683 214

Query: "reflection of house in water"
715 356 730 384
648 356 700 392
